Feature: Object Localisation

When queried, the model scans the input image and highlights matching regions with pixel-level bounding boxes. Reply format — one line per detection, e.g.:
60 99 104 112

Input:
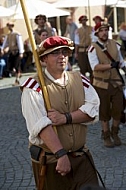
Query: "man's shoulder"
68 71 90 88
88 44 95 52
20 76 41 93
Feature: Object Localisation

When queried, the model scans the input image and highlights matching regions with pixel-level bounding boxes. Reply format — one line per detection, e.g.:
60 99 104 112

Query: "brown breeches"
94 84 124 121
32 151 99 190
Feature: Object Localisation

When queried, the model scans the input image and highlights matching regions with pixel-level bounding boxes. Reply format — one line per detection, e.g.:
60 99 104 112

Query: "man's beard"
99 35 108 42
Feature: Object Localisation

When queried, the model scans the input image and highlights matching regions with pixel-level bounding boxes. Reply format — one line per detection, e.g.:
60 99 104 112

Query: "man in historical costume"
75 15 93 82
1 22 24 86
88 22 126 147
33 14 53 45
20 36 100 190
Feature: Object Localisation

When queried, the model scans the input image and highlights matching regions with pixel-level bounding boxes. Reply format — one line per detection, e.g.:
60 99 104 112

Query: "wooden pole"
19 0 57 132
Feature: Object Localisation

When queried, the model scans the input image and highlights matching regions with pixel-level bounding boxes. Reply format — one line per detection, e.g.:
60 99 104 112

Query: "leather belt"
30 145 85 161
45 146 85 157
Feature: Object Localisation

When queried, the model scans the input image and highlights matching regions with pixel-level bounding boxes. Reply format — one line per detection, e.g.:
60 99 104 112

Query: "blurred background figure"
75 15 93 82
38 29 49 70
22 38 33 72
0 34 8 79
119 22 126 58
64 16 78 66
33 14 53 45
1 22 24 86
91 15 105 42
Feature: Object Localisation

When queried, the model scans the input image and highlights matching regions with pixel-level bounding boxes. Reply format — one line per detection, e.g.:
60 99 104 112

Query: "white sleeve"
1 36 8 49
88 48 99 70
79 84 100 125
21 88 52 145
116 43 125 68
16 34 24 54
74 32 79 45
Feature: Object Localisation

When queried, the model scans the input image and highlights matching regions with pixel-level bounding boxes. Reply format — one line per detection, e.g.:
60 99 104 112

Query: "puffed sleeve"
21 88 52 145
79 83 100 125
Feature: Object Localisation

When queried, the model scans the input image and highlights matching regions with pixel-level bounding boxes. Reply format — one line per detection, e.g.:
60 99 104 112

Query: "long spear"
19 0 57 133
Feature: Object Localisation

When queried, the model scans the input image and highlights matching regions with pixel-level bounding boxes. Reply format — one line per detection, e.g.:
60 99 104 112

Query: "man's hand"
48 109 66 125
19 53 23 59
56 155 71 176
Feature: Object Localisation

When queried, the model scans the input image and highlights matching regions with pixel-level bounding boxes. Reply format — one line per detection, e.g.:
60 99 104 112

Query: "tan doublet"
7 32 20 52
92 39 123 89
78 25 92 51
34 71 87 157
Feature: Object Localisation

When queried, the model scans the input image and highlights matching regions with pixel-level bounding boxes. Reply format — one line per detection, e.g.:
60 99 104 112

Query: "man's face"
94 18 101 24
97 27 109 42
81 19 87 26
37 18 45 27
43 48 70 74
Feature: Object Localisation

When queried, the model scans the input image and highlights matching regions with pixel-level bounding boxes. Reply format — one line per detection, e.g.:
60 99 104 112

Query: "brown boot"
111 126 122 146
103 131 114 148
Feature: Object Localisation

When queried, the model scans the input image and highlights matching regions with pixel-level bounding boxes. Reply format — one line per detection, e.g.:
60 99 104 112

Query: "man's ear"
40 55 46 62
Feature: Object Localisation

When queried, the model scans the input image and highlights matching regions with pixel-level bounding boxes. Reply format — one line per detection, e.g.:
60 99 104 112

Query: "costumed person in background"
0 34 8 79
20 36 101 190
119 22 126 58
64 15 78 66
1 22 24 86
75 15 93 82
91 16 112 42
88 22 126 148
33 14 53 45
91 15 105 42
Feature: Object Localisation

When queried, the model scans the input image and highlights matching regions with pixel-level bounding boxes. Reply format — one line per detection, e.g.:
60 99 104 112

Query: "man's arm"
21 87 71 176
88 46 111 71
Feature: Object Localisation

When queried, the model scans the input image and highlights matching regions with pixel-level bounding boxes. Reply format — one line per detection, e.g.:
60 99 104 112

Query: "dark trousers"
7 52 21 73
32 151 99 190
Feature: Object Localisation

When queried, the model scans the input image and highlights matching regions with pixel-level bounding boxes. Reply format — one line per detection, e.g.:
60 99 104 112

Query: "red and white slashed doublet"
21 73 90 93
21 77 42 95
88 45 95 52
80 74 90 90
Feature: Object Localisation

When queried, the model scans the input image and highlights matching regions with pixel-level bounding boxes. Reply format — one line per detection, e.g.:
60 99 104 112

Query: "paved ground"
0 71 126 190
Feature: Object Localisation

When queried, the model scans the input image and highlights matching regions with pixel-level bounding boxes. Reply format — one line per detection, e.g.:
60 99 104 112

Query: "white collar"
44 68 68 85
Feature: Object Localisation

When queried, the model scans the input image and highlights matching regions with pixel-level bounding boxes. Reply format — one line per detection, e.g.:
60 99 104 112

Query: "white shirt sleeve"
88 48 99 70
21 88 52 145
116 43 126 68
79 84 100 125
1 36 8 49
74 32 79 45
16 34 24 54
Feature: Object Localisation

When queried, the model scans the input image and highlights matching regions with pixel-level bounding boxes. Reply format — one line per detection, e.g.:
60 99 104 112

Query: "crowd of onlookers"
0 13 126 85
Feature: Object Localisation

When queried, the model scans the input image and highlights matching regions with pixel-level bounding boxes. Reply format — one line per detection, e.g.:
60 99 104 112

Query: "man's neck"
45 68 65 80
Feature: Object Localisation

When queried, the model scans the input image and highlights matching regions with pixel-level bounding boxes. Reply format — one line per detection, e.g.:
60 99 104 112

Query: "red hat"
93 16 104 22
94 22 110 35
38 36 74 57
78 15 88 22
